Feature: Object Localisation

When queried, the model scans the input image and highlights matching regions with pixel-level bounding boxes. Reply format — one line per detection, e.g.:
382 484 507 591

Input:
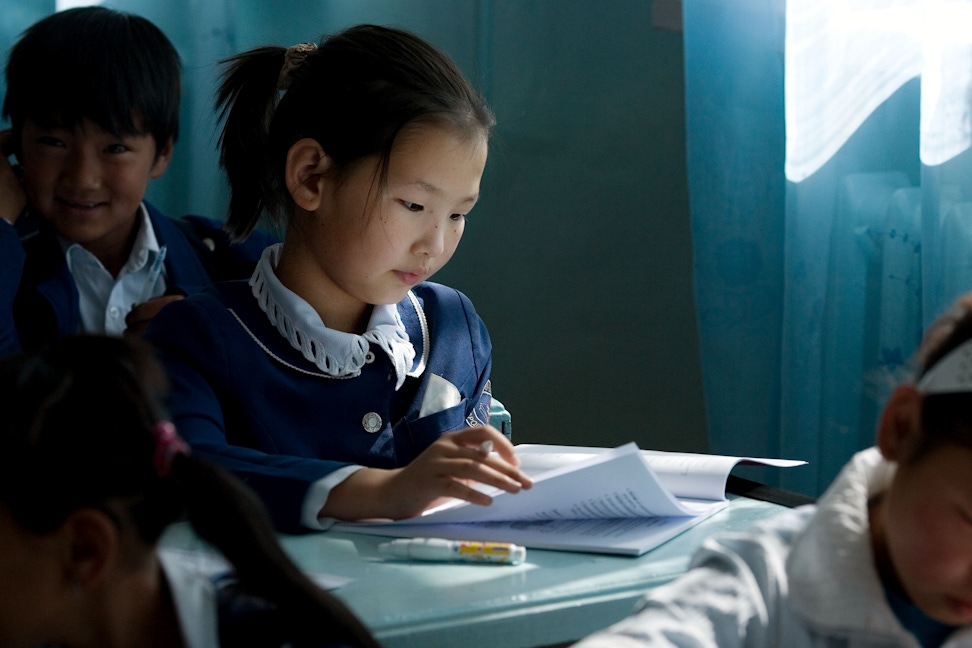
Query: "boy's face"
18 117 172 262
875 438 972 625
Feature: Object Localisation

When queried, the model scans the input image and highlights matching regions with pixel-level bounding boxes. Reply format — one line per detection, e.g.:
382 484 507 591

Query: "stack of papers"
333 443 806 556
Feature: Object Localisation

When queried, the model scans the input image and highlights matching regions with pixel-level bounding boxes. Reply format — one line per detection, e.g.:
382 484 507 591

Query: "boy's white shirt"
575 447 972 648
61 202 167 335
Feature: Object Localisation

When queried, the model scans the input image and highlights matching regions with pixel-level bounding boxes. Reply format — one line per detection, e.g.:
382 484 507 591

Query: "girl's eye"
450 213 466 222
402 201 424 212
37 136 65 148
105 144 130 154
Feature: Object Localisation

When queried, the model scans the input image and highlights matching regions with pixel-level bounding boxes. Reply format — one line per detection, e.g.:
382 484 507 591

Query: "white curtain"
686 0 972 495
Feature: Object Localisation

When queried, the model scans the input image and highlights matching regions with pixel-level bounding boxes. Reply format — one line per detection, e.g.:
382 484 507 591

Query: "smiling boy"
0 7 274 356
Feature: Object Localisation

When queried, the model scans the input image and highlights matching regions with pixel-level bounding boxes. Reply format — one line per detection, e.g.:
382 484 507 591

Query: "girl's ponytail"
216 46 288 242
0 336 378 646
215 25 496 245
170 452 380 647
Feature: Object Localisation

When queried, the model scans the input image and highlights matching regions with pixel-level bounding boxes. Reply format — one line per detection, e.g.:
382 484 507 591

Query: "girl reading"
144 24 532 532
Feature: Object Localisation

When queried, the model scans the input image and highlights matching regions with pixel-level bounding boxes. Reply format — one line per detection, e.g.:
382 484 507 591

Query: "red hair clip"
151 420 190 476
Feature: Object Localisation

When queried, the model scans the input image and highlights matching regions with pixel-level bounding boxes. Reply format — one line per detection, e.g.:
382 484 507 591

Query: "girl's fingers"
452 425 521 463
440 452 532 493
442 444 532 490
436 479 495 507
457 430 533 488
479 453 533 488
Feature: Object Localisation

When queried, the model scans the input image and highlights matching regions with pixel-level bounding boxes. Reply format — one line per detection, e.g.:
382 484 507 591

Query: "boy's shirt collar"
59 203 167 335
57 202 163 267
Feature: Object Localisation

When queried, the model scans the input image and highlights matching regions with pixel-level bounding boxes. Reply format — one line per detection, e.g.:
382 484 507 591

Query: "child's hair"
909 293 972 462
2 6 181 155
216 23 495 241
0 335 378 647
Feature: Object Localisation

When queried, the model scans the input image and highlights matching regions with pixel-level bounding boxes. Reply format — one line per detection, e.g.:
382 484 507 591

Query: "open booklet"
332 443 806 556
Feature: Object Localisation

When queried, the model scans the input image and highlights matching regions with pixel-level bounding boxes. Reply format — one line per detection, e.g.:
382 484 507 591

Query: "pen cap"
505 543 527 564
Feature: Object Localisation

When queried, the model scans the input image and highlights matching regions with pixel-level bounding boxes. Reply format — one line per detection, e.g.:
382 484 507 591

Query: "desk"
161 496 788 648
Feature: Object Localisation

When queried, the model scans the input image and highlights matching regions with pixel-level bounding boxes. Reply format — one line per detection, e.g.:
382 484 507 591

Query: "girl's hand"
124 294 185 338
0 130 26 225
324 425 533 521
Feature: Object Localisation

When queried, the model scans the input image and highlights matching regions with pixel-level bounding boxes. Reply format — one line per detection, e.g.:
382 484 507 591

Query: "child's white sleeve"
572 517 804 648
572 563 767 648
300 465 367 530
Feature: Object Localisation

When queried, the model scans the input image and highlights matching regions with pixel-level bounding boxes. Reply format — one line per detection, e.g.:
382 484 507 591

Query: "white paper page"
344 500 729 556
515 445 807 501
349 443 702 527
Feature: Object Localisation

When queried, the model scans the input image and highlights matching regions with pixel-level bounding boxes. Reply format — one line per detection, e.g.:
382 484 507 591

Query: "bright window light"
56 0 104 10
784 0 972 182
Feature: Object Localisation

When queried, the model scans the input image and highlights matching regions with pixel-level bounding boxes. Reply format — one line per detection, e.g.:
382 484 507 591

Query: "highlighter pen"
378 537 526 565
138 245 167 303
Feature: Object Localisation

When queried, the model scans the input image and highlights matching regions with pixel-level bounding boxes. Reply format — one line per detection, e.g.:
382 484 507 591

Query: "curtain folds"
686 0 972 495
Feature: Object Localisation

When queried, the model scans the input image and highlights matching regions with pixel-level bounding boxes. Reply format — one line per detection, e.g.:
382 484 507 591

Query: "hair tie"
277 42 317 91
151 420 190 476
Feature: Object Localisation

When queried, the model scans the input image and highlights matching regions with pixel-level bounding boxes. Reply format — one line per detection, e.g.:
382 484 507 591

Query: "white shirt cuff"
300 464 367 530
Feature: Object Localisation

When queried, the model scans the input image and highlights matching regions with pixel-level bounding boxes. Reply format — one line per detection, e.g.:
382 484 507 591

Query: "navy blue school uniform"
144 277 493 533
0 201 276 357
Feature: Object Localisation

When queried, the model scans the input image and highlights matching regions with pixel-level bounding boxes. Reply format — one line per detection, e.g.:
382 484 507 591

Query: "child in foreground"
573 295 972 647
144 24 532 532
0 335 379 648
0 7 273 356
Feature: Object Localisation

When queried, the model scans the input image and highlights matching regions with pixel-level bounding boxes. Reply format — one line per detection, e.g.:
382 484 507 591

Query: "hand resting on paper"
322 425 533 521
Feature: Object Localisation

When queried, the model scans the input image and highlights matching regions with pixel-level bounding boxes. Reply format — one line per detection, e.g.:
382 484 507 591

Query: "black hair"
0 336 378 647
2 6 181 156
908 293 972 462
216 23 495 241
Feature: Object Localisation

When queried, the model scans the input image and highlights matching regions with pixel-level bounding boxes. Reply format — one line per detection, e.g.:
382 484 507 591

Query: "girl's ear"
286 138 332 212
876 384 924 462
59 508 119 593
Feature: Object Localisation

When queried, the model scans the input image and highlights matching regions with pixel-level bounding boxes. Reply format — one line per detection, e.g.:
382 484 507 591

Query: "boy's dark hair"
910 293 972 461
2 6 180 156
216 23 495 241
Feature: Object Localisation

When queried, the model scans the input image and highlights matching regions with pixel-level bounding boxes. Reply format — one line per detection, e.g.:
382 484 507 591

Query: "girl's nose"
414 220 446 258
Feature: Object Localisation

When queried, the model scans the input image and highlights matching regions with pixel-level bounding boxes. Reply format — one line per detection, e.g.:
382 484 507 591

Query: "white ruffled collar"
249 244 417 389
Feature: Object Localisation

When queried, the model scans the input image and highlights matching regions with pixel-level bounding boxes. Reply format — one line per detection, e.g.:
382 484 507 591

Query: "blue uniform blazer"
144 280 493 532
0 201 276 356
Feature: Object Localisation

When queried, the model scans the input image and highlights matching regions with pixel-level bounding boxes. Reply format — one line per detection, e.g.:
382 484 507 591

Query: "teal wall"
1 0 707 453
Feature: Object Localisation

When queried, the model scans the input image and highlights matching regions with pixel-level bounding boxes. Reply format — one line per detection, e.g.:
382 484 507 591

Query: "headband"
151 420 190 476
277 42 317 91
917 337 972 394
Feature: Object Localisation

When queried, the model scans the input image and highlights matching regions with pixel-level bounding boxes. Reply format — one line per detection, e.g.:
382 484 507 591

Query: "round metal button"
361 412 382 433
364 351 376 364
